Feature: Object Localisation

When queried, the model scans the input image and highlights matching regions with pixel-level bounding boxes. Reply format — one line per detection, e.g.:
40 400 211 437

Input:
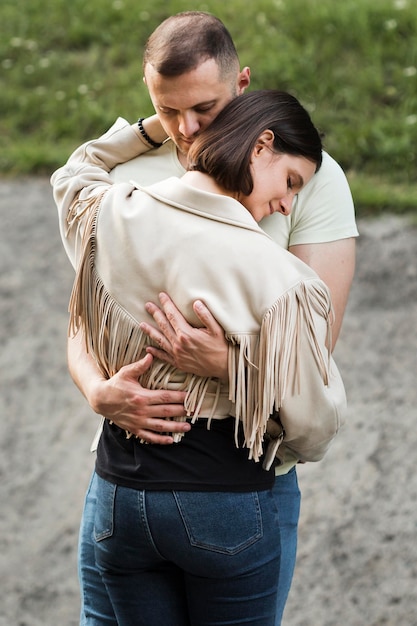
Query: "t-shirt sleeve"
287 151 359 247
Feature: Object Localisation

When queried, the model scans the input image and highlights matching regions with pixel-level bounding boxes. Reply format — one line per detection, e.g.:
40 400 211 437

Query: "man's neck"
177 148 188 169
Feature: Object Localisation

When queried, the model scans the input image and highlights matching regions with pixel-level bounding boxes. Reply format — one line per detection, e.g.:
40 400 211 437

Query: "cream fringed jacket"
52 121 347 471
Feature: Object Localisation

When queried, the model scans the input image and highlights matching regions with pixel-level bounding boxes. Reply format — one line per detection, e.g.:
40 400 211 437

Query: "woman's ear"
254 129 275 156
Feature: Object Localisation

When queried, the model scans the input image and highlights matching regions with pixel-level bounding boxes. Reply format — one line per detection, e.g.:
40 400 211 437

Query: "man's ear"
254 129 275 155
237 66 251 95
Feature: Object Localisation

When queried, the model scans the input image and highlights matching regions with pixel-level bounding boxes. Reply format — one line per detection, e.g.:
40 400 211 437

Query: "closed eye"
288 172 304 191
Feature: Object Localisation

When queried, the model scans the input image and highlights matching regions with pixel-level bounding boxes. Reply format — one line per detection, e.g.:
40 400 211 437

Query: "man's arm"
289 237 356 349
68 329 190 444
53 116 189 443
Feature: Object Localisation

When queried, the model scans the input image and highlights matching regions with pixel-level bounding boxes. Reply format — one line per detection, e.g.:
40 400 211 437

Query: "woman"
65 90 346 625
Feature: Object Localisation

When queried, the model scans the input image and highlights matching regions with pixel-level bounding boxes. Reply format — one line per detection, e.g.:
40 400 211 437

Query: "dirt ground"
0 176 416 626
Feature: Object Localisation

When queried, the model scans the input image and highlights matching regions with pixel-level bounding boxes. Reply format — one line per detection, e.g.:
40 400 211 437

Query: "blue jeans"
79 468 300 625
93 475 281 625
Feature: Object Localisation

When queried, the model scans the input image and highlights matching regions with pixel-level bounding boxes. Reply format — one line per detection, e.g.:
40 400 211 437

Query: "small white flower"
55 90 66 101
24 64 35 74
405 115 417 125
10 37 23 47
39 58 50 69
25 39 38 51
385 85 397 97
394 0 408 9
385 19 397 30
256 13 267 26
77 84 89 95
403 66 417 77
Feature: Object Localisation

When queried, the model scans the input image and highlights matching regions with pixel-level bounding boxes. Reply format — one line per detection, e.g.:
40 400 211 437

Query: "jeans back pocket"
173 491 263 555
94 475 117 542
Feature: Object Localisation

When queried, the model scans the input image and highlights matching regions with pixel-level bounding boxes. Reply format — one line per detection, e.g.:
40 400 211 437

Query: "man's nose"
178 113 200 138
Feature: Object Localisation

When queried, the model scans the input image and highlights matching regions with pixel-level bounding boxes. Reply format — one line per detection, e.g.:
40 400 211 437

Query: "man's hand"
139 292 229 381
68 332 189 444
88 354 190 444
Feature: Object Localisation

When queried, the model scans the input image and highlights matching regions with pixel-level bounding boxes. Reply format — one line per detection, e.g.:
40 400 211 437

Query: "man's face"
144 58 250 159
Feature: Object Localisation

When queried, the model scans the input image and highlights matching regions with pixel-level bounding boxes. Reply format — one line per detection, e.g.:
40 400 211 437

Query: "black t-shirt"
96 417 275 492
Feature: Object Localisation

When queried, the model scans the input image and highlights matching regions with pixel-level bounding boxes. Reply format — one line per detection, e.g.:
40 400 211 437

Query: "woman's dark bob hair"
188 90 323 197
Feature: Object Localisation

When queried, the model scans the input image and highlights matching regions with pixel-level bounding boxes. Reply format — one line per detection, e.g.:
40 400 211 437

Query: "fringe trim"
227 280 332 464
68 193 333 465
66 189 108 267
66 189 108 237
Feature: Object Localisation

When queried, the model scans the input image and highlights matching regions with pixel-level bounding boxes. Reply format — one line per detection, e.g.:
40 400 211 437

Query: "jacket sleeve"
250 278 347 468
277 353 347 465
51 118 152 268
263 295 347 469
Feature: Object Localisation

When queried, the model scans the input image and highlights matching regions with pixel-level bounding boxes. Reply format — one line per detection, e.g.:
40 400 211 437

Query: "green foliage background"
1 0 417 214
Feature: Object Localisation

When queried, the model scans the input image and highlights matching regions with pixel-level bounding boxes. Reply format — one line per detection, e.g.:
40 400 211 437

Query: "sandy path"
0 177 416 625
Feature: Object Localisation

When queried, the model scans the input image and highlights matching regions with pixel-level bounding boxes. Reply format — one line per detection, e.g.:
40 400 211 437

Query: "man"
54 11 358 625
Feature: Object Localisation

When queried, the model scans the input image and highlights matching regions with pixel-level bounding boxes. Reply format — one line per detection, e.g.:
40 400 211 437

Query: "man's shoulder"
297 150 353 206
111 140 183 185
313 151 349 185
287 151 357 245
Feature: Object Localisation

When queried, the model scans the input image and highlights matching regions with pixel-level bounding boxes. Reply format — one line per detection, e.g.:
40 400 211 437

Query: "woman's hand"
140 293 229 381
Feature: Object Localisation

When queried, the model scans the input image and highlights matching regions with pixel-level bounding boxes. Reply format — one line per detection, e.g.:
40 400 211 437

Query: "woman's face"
242 147 317 222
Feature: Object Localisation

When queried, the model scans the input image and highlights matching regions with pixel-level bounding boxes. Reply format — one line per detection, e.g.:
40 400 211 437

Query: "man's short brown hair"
143 11 239 81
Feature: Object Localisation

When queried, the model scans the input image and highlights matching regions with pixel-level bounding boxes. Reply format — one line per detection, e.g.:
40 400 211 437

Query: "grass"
1 0 417 215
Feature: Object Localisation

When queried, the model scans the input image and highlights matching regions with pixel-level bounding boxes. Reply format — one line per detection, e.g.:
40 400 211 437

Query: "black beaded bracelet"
137 117 163 149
